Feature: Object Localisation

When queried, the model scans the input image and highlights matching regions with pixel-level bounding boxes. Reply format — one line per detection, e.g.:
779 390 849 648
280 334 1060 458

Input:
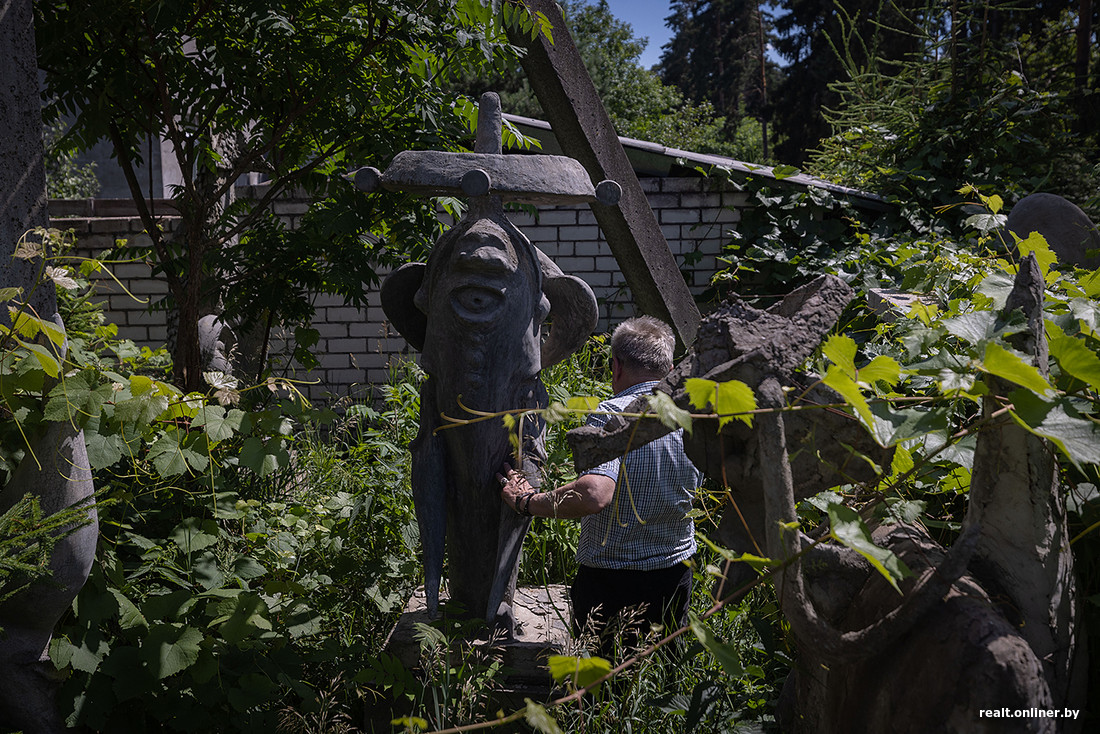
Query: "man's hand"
497 462 535 514
497 461 616 519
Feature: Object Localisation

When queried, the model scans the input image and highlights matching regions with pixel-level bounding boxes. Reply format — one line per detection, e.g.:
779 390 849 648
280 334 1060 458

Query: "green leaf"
822 334 858 378
646 391 692 435
170 517 221 553
547 654 611 693
827 503 912 592
18 341 61 378
1008 390 1100 466
83 427 125 469
1049 335 1100 391
148 432 189 476
942 311 998 344
1017 231 1058 275
524 699 564 734
858 355 900 386
108 588 149 629
890 444 914 476
688 611 743 676
239 437 289 476
566 395 601 412
213 593 273 644
982 342 1052 395
771 164 801 179
114 391 170 425
143 624 203 679
964 212 1006 235
684 377 756 427
977 271 1016 309
192 405 245 442
0 286 22 301
45 371 114 426
544 401 570 424
823 365 873 432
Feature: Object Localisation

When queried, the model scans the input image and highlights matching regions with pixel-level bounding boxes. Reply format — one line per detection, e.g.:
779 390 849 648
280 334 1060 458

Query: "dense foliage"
451 0 740 156
656 0 1099 172
35 0 546 391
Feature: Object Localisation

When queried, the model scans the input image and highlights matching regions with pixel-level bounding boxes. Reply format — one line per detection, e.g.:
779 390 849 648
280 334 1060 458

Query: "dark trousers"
570 562 693 656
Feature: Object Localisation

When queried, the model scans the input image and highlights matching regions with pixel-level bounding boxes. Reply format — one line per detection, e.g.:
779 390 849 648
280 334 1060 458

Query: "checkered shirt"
577 380 703 570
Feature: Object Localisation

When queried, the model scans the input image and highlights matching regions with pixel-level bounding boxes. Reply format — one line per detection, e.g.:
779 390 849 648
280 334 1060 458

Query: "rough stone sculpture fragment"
568 272 1068 731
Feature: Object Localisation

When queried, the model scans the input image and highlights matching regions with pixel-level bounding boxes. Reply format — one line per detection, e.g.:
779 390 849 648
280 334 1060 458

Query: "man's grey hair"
610 316 675 375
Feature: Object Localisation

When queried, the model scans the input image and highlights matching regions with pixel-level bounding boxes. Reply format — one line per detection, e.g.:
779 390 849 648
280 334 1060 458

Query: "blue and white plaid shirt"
577 381 703 570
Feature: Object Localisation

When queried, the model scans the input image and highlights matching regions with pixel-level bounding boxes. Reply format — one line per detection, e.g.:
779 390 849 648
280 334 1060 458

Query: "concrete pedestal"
365 585 572 730
382 585 572 697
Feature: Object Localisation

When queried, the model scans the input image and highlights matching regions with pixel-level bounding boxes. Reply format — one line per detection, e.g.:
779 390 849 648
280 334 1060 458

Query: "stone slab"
383 585 572 689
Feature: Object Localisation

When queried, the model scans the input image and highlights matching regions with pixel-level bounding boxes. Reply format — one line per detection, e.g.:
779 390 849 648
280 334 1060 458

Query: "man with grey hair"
499 316 703 652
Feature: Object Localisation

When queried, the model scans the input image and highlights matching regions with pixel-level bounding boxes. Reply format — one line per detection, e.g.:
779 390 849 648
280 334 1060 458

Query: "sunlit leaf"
858 355 900 386
982 342 1052 395
524 699 564 734
684 378 755 427
823 365 873 432
827 503 912 592
689 612 743 676
1049 335 1100 391
942 311 998 344
822 334 857 378
1016 231 1057 275
193 405 245 443
1008 390 1100 466
547 654 611 693
646 391 692 435
566 395 601 412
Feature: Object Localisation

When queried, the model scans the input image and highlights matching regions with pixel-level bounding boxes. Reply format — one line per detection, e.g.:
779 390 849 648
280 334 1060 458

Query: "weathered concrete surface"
966 254 1086 716
1 2 98 732
780 524 1053 734
383 585 571 688
1007 193 1100 269
566 273 1069 730
510 0 701 350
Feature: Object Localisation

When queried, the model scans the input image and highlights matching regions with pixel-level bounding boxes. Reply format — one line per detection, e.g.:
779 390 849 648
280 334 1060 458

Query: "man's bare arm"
499 463 616 519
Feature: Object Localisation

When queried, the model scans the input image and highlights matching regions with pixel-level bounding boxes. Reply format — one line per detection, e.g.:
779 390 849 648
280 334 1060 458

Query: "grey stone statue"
361 93 612 629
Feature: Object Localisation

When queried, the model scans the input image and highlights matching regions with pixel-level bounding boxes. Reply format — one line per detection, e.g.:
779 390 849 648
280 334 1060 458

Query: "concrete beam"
510 0 701 349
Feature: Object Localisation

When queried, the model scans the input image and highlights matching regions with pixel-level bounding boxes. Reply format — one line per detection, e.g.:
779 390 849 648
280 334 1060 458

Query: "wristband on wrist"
522 491 537 517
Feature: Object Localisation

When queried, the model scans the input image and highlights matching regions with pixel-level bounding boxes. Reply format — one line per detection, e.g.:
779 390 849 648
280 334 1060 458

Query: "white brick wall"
53 176 748 401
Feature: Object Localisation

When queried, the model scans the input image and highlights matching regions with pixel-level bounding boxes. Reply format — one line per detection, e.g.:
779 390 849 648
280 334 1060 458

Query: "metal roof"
503 113 889 210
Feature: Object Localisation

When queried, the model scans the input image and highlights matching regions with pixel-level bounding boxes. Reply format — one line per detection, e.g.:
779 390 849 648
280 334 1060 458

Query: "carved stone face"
416 212 549 409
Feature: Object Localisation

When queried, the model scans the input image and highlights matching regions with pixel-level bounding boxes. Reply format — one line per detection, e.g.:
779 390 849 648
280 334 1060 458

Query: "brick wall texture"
52 177 747 402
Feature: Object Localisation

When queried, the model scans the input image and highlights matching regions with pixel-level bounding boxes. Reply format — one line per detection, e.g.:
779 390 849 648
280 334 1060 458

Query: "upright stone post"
1 1 99 731
966 254 1086 716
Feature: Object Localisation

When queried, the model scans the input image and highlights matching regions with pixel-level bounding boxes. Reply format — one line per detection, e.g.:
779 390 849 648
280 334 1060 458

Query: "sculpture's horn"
536 248 598 369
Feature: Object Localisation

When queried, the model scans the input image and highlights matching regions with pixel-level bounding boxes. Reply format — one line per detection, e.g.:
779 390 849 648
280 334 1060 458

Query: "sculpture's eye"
451 286 504 321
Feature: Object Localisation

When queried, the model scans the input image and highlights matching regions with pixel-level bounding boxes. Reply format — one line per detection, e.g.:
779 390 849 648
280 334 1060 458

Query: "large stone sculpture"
362 93 608 629
568 266 1075 732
